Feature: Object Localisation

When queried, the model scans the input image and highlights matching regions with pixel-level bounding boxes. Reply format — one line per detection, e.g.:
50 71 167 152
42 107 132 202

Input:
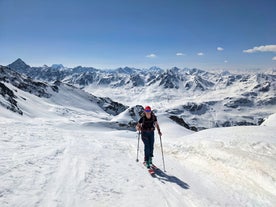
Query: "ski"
150 163 159 171
143 162 157 176
148 168 155 176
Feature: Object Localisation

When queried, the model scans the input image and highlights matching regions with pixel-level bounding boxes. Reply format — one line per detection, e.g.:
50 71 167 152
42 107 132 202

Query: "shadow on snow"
154 169 190 190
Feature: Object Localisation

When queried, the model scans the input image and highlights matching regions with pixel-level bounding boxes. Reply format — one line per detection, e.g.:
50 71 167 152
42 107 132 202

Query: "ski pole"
159 135 166 172
136 132 141 162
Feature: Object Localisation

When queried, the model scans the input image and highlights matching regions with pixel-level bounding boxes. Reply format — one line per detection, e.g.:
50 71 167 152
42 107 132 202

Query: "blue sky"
1 0 276 70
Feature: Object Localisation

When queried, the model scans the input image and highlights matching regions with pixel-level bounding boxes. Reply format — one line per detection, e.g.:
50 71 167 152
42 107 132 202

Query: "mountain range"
1 58 276 130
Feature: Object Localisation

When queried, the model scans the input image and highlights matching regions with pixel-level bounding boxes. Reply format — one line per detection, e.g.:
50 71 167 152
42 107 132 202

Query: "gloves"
136 125 142 131
158 130 162 136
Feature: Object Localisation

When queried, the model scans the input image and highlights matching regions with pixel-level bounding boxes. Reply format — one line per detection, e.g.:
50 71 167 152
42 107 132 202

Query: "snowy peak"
158 70 181 89
51 64 65 70
114 67 139 75
149 66 162 70
147 66 164 73
8 58 30 73
72 66 99 74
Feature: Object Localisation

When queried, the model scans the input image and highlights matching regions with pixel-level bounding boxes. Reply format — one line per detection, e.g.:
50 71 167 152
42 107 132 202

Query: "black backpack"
140 111 156 130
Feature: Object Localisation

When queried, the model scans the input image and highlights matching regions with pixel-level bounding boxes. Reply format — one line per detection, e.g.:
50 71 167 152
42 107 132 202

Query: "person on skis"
136 106 162 168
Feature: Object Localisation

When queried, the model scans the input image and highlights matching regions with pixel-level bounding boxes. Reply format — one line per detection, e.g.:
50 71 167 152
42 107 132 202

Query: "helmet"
144 106 151 112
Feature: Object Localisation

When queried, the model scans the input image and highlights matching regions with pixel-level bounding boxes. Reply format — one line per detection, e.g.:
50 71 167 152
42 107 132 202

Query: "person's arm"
136 122 142 131
136 117 143 131
155 121 162 136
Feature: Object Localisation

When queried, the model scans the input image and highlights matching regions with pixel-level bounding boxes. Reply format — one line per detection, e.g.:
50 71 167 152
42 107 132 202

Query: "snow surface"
262 113 276 127
1 92 276 207
1 70 276 206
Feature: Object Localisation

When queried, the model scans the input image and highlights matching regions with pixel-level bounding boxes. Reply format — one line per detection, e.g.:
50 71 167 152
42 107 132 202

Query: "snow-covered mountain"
6 58 276 130
0 65 127 119
7 58 31 74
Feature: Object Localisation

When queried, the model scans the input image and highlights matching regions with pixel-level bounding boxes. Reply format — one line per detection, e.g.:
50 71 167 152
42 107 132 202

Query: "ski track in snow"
0 121 190 207
0 118 275 207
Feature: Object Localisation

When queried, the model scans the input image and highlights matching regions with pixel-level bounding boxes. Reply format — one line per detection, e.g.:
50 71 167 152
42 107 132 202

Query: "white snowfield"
0 92 276 206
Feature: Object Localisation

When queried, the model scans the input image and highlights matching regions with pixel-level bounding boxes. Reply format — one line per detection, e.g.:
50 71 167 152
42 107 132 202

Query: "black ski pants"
141 131 155 162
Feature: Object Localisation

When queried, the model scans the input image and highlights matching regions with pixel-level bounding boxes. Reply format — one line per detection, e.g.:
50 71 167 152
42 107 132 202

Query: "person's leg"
149 132 155 164
142 132 150 167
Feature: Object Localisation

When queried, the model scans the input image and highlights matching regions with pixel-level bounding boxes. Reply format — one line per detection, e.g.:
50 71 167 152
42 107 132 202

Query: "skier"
136 106 162 168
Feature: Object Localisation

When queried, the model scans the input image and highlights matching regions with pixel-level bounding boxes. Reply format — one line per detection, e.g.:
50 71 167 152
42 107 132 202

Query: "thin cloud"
273 56 276 61
176 52 185 56
243 45 276 53
146 54 157 58
224 60 228 63
197 52 204 56
217 47 224 51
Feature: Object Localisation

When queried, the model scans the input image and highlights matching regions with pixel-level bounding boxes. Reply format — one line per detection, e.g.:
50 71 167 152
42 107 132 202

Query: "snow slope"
262 113 276 127
1 108 275 206
1 64 276 206
1 63 275 207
